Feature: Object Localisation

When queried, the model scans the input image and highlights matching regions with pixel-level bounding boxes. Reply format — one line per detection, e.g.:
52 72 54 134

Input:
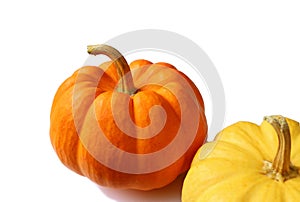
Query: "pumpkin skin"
50 44 207 190
182 115 300 201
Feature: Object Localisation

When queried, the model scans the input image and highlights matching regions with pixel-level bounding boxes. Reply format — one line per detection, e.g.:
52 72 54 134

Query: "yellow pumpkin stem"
263 115 299 182
87 44 136 95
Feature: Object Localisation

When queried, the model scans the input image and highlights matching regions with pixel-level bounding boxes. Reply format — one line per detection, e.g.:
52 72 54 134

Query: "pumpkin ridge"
205 171 266 201
240 178 283 202
50 71 78 115
285 179 300 201
131 90 180 154
287 119 300 161
150 89 181 125
154 86 181 118
183 159 265 201
50 83 84 175
216 122 270 160
80 91 151 154
203 140 264 165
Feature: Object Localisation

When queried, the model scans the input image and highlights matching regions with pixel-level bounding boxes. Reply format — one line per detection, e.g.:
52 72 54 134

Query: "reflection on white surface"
98 173 186 202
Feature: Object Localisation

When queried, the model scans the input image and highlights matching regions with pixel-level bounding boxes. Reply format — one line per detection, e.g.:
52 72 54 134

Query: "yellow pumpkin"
182 115 300 202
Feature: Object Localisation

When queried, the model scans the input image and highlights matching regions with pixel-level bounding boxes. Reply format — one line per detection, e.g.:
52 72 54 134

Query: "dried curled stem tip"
85 44 136 95
264 115 287 129
87 44 118 56
87 45 98 55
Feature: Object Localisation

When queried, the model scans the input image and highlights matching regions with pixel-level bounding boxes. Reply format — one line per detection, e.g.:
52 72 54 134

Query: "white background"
1 0 300 201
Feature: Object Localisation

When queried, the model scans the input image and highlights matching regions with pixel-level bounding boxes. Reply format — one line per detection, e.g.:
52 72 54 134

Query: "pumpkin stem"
263 115 299 182
87 44 136 95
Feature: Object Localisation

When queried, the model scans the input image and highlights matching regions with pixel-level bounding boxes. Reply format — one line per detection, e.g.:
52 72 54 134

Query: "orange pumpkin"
50 44 207 190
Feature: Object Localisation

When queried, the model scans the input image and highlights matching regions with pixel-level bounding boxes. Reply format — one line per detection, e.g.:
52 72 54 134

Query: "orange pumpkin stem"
87 44 136 95
263 115 299 182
